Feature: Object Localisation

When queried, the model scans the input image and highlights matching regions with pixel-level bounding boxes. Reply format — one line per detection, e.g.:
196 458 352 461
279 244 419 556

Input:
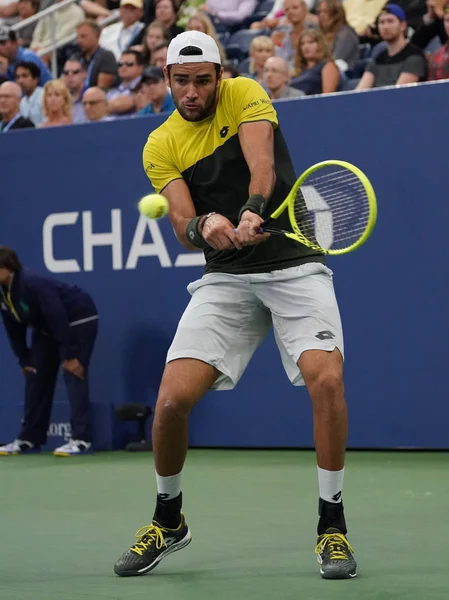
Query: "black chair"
114 403 153 452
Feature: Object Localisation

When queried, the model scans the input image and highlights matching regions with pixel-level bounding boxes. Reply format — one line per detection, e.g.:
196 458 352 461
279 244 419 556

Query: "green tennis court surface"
1 449 447 600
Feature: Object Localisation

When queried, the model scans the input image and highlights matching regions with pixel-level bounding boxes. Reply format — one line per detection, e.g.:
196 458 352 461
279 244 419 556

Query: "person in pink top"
199 0 257 26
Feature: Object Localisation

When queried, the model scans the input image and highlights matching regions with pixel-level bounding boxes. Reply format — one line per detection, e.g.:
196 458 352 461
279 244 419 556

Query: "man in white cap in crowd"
113 30 357 582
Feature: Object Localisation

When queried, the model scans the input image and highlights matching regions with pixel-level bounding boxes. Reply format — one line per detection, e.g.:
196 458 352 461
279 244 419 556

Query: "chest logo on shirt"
219 126 229 138
20 301 29 313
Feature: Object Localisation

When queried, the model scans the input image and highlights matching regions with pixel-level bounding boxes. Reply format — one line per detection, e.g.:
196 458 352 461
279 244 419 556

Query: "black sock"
317 497 347 535
153 492 182 529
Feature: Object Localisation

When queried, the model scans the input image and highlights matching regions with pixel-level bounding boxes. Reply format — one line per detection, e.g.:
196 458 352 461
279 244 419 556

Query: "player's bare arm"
236 121 275 245
163 179 241 252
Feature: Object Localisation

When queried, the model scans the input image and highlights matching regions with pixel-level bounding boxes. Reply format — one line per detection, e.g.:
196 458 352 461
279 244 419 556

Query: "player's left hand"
236 211 270 246
62 358 84 379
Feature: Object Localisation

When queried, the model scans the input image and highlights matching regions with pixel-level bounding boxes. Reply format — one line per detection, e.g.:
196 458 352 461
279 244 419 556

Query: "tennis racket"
261 160 377 255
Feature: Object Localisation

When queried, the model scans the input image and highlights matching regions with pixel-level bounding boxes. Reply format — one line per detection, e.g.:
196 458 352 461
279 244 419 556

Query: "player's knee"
306 366 344 408
156 387 195 416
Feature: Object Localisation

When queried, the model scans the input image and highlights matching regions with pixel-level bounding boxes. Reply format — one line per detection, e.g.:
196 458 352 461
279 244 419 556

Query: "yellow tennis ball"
138 194 169 220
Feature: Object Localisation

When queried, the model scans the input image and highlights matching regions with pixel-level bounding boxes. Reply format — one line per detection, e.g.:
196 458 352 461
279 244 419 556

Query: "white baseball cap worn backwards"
166 31 222 66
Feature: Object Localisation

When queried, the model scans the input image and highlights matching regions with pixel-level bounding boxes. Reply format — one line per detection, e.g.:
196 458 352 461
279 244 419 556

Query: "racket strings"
292 167 370 251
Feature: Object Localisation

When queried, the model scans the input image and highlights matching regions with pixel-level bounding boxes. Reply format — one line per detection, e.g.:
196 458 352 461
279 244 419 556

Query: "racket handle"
233 216 273 234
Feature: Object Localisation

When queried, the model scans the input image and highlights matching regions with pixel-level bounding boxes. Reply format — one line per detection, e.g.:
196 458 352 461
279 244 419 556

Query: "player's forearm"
248 157 276 202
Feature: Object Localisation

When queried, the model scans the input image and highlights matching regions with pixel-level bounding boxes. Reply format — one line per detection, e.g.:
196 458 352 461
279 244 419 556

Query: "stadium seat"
358 43 372 60
243 0 275 26
226 29 266 58
346 58 370 79
238 57 251 74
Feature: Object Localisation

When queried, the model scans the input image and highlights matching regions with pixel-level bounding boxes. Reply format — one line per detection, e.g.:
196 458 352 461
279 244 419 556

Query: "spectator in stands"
222 62 240 78
106 49 143 117
155 0 184 39
76 20 118 90
82 86 110 121
177 0 204 27
198 0 257 27
428 2 449 79
151 40 169 66
41 79 72 127
99 0 145 61
247 35 275 83
30 0 84 63
263 55 305 99
135 20 169 63
344 0 387 40
62 57 87 123
0 80 34 129
0 26 52 85
0 54 7 79
272 0 308 66
356 5 427 89
16 0 39 48
252 0 319 30
412 0 448 48
137 65 175 114
0 0 18 24
292 29 340 93
317 0 359 70
186 12 226 61
15 60 43 125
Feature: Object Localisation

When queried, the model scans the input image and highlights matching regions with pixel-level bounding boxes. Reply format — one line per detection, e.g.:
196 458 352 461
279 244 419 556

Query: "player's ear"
217 66 224 86
163 65 170 89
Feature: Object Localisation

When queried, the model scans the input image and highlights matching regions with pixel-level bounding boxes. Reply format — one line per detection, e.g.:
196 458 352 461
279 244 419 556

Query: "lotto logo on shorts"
315 330 335 340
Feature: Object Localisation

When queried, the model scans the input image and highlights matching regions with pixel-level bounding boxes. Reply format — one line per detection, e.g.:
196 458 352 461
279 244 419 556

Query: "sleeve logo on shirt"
219 126 229 138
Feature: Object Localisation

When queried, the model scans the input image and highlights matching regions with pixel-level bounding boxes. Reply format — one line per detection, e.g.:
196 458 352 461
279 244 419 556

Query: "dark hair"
15 60 41 80
0 247 22 273
76 19 101 36
167 45 221 77
121 49 144 66
66 54 85 68
155 0 178 14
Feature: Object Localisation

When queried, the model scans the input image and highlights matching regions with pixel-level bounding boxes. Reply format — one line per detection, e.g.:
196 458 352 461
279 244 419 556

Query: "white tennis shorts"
167 262 344 390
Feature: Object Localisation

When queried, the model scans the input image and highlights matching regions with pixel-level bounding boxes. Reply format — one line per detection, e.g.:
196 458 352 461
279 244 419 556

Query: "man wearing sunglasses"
106 49 143 117
62 57 87 124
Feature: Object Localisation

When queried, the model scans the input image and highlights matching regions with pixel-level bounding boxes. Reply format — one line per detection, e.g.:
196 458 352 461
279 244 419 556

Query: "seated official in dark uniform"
0 246 98 456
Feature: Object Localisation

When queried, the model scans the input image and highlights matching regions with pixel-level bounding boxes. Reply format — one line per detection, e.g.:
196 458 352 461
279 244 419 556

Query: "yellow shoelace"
315 532 354 561
131 523 169 556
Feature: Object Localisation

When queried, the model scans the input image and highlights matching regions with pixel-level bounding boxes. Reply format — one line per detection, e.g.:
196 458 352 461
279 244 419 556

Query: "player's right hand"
201 214 242 251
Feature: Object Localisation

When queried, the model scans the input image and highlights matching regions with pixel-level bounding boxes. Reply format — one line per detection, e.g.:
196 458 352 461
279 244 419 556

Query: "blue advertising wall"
1 81 448 450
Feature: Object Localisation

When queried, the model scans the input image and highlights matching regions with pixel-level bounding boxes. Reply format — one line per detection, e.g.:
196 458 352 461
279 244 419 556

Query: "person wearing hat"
99 0 144 61
114 30 357 580
0 25 52 86
357 4 427 89
136 65 175 115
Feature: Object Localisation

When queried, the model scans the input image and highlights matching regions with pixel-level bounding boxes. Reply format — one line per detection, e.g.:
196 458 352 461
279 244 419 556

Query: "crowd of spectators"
0 0 448 131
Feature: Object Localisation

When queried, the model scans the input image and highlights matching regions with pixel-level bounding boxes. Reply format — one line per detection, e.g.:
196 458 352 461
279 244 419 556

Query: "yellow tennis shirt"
143 76 323 274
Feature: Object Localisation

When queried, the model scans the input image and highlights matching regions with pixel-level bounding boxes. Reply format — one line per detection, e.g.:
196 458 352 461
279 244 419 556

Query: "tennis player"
114 31 356 580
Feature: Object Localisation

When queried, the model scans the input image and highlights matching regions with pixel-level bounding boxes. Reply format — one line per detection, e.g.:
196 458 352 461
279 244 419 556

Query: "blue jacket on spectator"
0 268 97 366
138 92 175 116
7 47 52 86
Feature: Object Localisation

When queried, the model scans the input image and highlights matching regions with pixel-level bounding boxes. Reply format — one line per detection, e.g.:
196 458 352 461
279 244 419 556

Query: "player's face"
168 63 222 122
378 14 404 42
